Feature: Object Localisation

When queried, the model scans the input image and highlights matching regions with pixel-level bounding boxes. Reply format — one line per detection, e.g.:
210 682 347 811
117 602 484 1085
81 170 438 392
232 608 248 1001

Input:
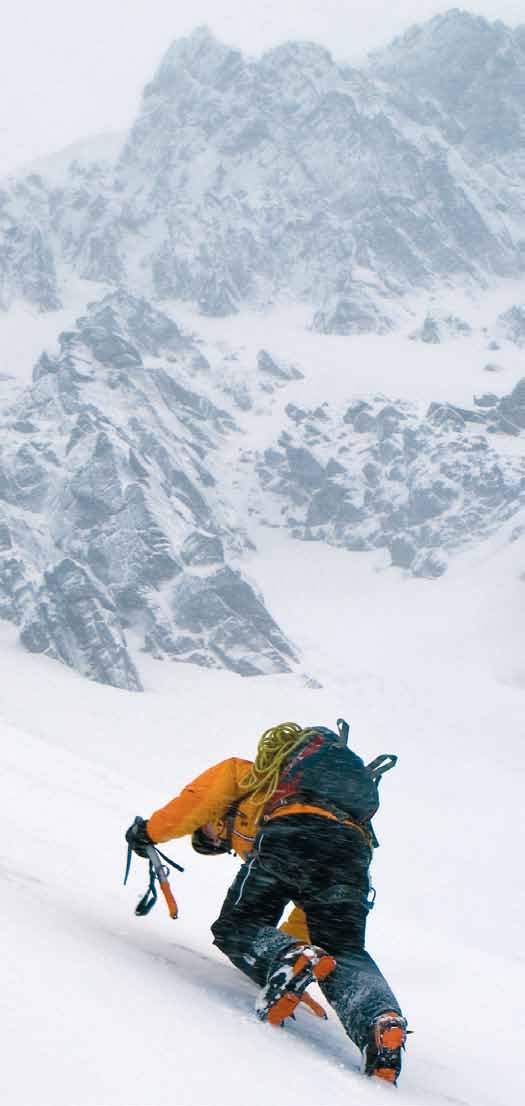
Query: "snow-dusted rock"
168 567 295 676
180 531 225 567
497 377 525 432
474 393 498 408
2 14 525 688
256 350 303 385
371 10 525 156
0 187 61 311
3 13 525 318
495 305 525 347
251 392 524 575
0 291 296 687
20 558 142 691
410 314 472 343
312 287 394 336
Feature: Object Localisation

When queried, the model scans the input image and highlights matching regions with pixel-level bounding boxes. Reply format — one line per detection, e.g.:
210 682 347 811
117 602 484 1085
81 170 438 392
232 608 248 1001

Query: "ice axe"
124 816 184 920
144 844 179 919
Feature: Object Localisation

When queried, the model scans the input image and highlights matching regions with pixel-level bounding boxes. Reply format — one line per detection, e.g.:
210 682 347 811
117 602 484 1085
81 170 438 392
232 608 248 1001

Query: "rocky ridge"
0 291 297 688
1 285 524 688
1 12 525 690
2 12 525 325
249 383 525 577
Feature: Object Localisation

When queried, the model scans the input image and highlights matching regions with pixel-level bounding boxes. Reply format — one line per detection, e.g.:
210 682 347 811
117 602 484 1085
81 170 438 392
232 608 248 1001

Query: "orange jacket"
147 757 260 858
146 756 310 942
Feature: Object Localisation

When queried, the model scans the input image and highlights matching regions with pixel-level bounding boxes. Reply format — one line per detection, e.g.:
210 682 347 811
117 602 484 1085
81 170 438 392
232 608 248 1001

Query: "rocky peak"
378 9 507 72
4 13 525 322
76 289 186 359
150 25 244 93
372 9 524 153
260 39 334 80
0 290 297 688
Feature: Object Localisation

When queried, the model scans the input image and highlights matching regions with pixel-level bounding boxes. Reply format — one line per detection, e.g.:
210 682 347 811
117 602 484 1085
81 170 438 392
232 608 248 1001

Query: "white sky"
1 1 524 174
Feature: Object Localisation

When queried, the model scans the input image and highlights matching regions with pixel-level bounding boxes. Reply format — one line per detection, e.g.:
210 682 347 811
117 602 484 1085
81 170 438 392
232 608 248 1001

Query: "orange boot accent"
373 1011 406 1050
381 1024 405 1050
363 1011 407 1083
266 952 336 1026
267 993 302 1025
374 1068 397 1084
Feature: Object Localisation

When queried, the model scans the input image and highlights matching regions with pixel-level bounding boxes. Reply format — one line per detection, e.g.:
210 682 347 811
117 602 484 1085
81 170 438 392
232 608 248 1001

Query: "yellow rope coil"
239 722 315 813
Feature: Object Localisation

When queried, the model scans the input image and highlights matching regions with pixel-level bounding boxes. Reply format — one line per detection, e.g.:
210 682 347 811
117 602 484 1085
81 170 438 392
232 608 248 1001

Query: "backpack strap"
365 754 398 782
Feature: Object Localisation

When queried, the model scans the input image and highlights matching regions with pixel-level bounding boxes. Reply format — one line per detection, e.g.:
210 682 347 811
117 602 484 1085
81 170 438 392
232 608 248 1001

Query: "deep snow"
1 513 524 1105
3 278 525 400
1 273 525 1104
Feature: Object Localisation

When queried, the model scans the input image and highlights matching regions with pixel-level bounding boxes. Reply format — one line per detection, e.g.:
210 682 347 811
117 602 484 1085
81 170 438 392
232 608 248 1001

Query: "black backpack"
265 719 397 829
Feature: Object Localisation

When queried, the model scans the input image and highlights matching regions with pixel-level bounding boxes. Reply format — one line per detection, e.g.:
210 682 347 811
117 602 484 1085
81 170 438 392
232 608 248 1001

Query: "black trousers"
211 815 402 1051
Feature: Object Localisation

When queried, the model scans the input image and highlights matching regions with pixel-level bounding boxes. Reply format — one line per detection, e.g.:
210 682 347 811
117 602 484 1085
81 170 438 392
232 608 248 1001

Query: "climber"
125 720 407 1083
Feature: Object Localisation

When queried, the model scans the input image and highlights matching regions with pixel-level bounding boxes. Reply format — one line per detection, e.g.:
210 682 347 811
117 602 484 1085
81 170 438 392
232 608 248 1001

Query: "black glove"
125 817 153 858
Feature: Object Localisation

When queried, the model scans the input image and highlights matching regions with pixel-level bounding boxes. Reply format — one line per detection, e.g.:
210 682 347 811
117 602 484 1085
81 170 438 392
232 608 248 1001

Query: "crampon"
256 944 336 1027
362 1011 407 1084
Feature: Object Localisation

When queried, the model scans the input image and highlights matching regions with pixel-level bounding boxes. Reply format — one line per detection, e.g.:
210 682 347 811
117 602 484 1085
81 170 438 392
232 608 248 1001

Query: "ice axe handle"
145 845 178 919
159 877 178 919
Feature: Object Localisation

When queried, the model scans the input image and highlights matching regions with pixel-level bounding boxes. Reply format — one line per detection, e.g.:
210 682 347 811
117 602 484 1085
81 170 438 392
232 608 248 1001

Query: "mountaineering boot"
362 1011 407 1084
256 943 336 1026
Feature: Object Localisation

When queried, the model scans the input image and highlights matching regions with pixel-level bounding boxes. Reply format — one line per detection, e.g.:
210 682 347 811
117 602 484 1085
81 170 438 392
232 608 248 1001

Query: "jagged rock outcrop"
495 305 525 347
251 389 525 576
0 290 296 687
497 377 525 433
1 14 525 690
3 13 525 319
0 178 61 310
312 286 394 336
409 314 472 343
113 17 525 313
371 11 525 157
20 558 142 690
256 350 304 389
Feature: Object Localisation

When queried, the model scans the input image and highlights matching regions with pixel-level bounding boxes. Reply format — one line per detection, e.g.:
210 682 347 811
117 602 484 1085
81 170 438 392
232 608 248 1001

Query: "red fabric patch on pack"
266 733 326 813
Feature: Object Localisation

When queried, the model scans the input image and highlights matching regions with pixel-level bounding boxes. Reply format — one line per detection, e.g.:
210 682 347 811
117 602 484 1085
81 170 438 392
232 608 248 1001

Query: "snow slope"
170 282 525 410
1 14 524 1102
1 514 524 1106
1 159 524 1106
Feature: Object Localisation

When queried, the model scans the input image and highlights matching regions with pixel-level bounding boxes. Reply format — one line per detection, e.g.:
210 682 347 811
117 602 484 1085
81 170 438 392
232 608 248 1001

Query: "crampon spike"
298 992 328 1019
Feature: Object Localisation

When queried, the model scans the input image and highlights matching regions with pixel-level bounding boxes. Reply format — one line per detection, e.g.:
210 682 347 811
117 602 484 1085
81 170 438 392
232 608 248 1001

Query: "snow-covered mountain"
251 383 525 577
2 514 524 1106
17 132 126 185
0 291 298 688
1 280 523 688
3 12 525 323
0 8 523 693
1 13 525 1106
